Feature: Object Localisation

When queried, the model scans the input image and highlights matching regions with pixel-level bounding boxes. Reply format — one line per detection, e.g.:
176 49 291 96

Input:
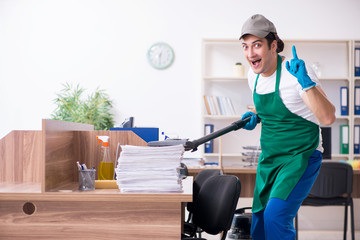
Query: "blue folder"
204 124 214 153
355 125 360 154
110 127 159 143
355 86 360 115
340 86 348 116
355 48 360 77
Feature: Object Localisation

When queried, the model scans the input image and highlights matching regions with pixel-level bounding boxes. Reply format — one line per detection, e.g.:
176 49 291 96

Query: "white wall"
1 0 360 232
1 0 360 145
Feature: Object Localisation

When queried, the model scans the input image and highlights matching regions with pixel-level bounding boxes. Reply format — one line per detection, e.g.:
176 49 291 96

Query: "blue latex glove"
286 45 316 91
241 112 258 130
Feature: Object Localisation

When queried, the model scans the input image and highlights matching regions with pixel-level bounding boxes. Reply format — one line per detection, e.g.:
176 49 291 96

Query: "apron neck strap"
275 54 282 93
254 54 282 93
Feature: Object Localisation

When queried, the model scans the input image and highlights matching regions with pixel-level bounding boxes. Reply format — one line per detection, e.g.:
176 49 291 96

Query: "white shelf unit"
353 40 360 159
201 39 355 166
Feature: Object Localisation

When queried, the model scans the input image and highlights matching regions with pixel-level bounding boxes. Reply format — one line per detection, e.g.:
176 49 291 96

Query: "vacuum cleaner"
228 207 253 239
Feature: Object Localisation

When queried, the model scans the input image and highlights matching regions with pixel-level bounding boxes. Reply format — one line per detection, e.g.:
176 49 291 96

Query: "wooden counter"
189 165 360 198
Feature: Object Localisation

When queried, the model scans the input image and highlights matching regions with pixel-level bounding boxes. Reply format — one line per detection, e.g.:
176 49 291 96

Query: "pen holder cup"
78 169 96 191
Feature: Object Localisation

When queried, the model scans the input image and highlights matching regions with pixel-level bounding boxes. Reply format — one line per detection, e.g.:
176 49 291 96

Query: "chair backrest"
192 175 241 236
193 169 223 199
187 169 223 213
309 161 353 198
180 162 189 179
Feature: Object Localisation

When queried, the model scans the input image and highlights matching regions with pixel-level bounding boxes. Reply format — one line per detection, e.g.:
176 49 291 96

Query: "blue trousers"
251 150 322 240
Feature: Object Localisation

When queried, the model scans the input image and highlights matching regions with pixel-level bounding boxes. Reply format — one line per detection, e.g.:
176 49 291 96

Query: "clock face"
147 42 174 69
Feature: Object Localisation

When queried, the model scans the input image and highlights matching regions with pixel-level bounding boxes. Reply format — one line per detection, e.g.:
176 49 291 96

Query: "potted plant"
51 83 115 130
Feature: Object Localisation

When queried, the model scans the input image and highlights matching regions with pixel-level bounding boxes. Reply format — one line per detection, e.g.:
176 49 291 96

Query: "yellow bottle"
97 136 114 180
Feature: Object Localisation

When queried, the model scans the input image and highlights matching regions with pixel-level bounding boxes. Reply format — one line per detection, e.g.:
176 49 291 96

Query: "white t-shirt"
247 56 323 152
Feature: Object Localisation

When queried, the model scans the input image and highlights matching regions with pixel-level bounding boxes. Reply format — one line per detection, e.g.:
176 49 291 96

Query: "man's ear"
271 40 277 53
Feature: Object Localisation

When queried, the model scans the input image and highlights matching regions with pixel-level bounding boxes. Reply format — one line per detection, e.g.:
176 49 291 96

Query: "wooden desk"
0 120 192 239
0 177 192 239
223 166 257 198
188 166 256 198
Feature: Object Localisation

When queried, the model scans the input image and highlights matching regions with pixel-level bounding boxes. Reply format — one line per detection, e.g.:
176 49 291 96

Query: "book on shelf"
340 86 348 116
355 46 360 77
203 95 236 116
355 86 360 115
355 125 360 154
212 96 221 115
204 124 214 153
340 124 349 154
203 96 211 115
226 97 236 115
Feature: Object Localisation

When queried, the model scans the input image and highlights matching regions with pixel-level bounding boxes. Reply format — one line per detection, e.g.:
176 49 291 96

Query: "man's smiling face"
242 34 278 77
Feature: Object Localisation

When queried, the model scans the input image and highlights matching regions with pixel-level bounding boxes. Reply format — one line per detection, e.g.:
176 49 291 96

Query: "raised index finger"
292 45 299 60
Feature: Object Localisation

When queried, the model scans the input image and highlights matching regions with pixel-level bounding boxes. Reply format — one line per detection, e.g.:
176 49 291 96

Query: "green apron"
252 55 319 213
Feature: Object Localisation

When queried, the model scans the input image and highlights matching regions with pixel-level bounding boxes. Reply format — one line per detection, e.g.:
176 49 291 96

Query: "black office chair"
184 169 223 238
295 161 354 240
180 162 189 179
182 175 241 240
184 169 223 237
187 169 223 221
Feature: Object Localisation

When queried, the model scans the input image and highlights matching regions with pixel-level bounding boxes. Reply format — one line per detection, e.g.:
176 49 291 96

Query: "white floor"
296 231 359 239
193 197 360 240
202 230 360 239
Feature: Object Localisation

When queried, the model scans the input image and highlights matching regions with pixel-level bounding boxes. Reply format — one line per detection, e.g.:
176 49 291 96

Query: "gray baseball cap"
239 14 277 39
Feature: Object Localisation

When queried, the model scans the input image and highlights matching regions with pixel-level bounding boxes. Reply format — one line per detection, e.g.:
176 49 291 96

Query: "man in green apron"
239 14 336 239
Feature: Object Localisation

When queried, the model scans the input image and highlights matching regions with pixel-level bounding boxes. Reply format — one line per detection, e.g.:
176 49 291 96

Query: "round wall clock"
147 42 175 69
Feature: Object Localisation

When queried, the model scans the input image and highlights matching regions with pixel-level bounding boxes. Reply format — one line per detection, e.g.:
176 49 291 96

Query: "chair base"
295 201 354 240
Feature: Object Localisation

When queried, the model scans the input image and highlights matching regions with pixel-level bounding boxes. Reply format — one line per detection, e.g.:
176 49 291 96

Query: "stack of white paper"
115 144 184 193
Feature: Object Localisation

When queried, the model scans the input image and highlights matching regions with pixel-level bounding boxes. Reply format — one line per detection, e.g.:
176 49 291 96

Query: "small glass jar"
311 62 322 78
233 62 245 77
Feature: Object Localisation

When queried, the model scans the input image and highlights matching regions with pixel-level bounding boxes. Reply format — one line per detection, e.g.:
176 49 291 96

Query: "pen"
76 161 82 170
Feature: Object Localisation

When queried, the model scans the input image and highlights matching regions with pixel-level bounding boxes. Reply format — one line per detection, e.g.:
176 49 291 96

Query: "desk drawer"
0 200 181 239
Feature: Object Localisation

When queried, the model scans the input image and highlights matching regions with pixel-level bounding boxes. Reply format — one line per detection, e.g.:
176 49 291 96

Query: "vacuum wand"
147 115 260 152
184 115 259 152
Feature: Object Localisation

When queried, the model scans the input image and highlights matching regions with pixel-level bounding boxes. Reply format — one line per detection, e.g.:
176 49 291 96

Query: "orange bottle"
97 136 114 180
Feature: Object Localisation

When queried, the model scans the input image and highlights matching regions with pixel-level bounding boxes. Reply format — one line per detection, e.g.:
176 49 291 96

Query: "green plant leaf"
51 83 114 130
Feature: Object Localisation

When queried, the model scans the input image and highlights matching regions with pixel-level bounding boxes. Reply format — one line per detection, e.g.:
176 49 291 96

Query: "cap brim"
239 30 270 40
